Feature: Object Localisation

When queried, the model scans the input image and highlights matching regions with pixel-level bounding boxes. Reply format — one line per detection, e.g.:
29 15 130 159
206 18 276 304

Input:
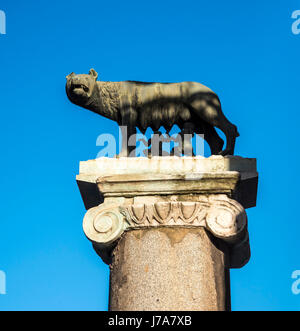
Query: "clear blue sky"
0 0 299 311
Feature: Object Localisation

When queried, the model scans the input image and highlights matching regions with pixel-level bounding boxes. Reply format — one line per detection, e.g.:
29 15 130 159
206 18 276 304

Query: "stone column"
77 156 258 311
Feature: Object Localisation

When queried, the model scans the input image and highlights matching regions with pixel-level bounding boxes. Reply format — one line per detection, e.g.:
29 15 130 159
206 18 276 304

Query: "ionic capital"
82 194 249 268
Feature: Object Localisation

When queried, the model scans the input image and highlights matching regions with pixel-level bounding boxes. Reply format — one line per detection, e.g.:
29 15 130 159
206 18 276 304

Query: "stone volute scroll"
83 203 126 247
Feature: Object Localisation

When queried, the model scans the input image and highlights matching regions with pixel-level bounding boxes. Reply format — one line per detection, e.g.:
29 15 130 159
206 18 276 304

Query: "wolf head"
66 69 98 105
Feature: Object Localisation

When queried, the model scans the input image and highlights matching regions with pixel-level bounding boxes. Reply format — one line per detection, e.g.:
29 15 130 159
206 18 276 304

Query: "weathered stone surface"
98 172 240 197
77 156 258 209
109 228 230 311
78 155 256 178
66 69 239 156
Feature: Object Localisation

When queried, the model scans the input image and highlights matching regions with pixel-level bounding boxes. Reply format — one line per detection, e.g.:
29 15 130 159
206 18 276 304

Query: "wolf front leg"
118 107 137 157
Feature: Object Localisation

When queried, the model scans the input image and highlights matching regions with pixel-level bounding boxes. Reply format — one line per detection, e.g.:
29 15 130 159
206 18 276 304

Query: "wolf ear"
66 72 75 80
89 68 98 79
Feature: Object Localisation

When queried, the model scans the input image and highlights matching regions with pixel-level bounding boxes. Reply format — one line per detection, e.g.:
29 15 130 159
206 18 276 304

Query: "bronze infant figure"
66 69 239 156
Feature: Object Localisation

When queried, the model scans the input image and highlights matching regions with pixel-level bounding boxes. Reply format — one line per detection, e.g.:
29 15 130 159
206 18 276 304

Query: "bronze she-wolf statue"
66 69 239 156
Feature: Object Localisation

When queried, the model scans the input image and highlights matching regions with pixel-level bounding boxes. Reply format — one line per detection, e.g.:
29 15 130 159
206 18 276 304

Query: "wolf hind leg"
197 121 224 155
190 100 238 155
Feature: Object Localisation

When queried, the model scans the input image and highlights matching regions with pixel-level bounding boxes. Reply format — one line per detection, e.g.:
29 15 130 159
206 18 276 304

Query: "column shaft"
109 228 230 311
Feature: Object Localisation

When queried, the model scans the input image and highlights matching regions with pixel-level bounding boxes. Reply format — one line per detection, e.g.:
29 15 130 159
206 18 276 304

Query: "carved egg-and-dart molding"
83 195 247 248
